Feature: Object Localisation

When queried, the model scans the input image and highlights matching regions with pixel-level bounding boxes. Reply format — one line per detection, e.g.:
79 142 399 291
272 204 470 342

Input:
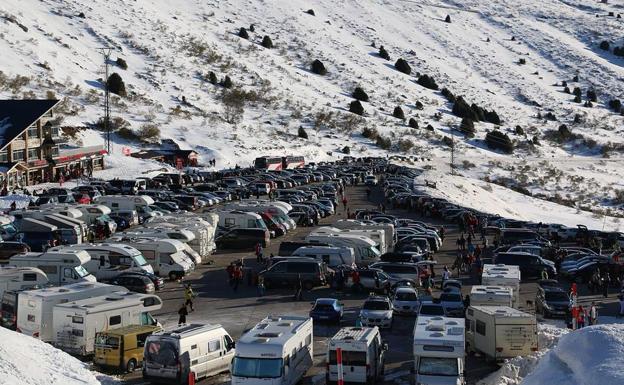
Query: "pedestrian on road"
442 266 450 289
423 274 433 295
577 305 585 328
336 269 345 291
342 197 348 212
294 274 303 301
352 270 361 292
257 275 265 297
226 262 235 286
347 208 351 219
233 265 242 292
255 242 263 263
184 284 195 312
439 226 445 242
178 303 188 325
589 302 597 325
457 234 466 251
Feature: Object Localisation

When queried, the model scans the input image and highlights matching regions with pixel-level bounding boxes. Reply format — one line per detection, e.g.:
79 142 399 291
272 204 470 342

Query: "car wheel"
126 359 137 373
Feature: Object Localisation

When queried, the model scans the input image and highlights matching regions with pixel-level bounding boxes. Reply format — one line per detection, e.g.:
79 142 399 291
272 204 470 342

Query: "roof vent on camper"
256 332 282 338
496 309 508 314
343 336 355 340
277 322 293 327
268 316 282 322
429 332 444 338
426 323 445 332
429 316 444 321
57 288 69 293
445 320 459 326
104 297 123 301
448 327 463 336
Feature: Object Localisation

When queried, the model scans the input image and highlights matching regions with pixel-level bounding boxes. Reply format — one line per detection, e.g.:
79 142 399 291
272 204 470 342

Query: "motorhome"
0 266 48 298
143 323 236 383
334 219 396 250
223 203 295 230
413 316 466 385
10 211 84 245
327 327 386 384
465 306 538 362
308 227 387 254
107 236 194 279
481 264 521 307
470 286 514 308
144 217 214 258
17 282 126 341
291 246 356 268
49 243 154 280
217 210 267 231
53 292 163 355
232 315 313 385
15 218 60 251
96 195 155 215
305 233 381 266
10 249 96 285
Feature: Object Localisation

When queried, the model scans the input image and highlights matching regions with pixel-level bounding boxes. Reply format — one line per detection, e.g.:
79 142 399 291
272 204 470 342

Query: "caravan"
327 327 386 384
0 266 48 298
53 291 163 355
305 233 381 266
470 286 514 308
96 195 156 223
10 249 96 285
481 264 521 308
232 315 313 385
143 323 235 383
217 210 267 231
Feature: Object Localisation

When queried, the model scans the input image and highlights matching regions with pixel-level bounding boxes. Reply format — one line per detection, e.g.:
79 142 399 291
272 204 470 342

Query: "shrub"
305 9 315 16
441 87 455 102
417 74 438 90
376 135 392 149
362 126 378 139
573 94 581 103
564 86 570 93
352 86 369 102
137 123 161 143
349 100 364 115
599 40 610 51
398 139 414 152
558 124 571 138
586 89 597 102
518 58 526 65
485 130 513 153
572 75 579 82
221 88 247 124
261 35 273 49
544 112 557 121
442 136 454 147
425 124 434 131
408 118 419 128
584 100 593 108
238 27 249 39
608 99 622 112
222 75 233 88
471 104 485 121
45 90 56 100
452 96 478 120
341 146 351 154
298 126 308 139
484 110 501 125
379 45 390 60
106 73 126 97
459 117 475 137
393 106 405 120
249 24 255 32
515 125 524 135
415 101 424 110
445 15 451 23
208 71 218 85
394 58 411 75
116 57 128 70
311 59 327 75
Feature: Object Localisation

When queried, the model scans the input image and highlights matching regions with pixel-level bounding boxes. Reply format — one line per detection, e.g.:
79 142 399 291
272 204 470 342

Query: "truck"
305 233 381 266
53 291 163 355
10 249 96 285
232 315 313 385
465 306 538 362
470 286 514 308
413 315 466 385
0 266 48 298
327 327 386 384
481 264 520 308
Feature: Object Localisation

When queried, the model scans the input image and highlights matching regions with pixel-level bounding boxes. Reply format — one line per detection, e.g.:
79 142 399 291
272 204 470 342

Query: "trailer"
481 264 520 308
470 286 514 308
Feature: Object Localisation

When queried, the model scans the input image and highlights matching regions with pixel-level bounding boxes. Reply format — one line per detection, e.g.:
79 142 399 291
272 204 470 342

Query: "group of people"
572 301 598 328
226 260 245 291
454 233 486 277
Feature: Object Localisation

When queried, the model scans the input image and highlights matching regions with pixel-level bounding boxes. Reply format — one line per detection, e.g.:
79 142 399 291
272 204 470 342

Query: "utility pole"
97 47 113 154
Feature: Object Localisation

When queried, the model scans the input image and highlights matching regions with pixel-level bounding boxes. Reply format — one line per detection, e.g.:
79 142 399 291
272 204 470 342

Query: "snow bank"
0 327 118 385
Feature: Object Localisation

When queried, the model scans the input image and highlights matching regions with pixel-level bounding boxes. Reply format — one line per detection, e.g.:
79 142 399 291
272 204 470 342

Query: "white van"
0 266 48 298
10 249 96 285
17 282 126 341
305 233 381 266
292 246 356 268
327 327 386 384
310 227 387 254
53 291 162 355
466 306 538 362
481 264 520 307
49 243 154 280
470 286 514 308
334 219 396 250
232 315 313 385
217 210 266 231
413 316 465 385
143 323 236 384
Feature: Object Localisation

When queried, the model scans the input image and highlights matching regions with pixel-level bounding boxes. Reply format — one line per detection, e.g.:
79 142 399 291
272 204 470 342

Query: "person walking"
255 242 263 263
442 265 450 289
423 274 433 295
577 305 585 328
294 274 303 301
178 303 188 325
603 273 611 298
336 268 345 291
352 270 361 293
226 262 235 286
257 275 265 297
342 197 348 212
439 226 445 242
233 265 242 292
589 302 597 325
184 284 195 312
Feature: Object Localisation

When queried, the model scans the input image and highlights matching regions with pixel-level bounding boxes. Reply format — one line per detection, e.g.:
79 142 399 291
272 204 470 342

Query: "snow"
0 327 118 385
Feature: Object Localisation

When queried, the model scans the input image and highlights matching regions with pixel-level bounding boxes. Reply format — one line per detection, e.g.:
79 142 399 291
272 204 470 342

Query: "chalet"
0 100 106 188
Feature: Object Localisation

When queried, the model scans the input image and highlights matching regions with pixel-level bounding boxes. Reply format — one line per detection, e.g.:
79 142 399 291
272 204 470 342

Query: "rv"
143 323 235 383
334 219 396 249
308 227 387 254
327 327 386 384
143 217 214 258
481 264 521 307
96 195 155 215
217 210 267 231
0 266 48 298
470 286 514 308
413 316 466 385
465 306 538 362
53 292 163 355
232 315 313 385
10 211 84 245
10 249 96 285
305 233 381 266
17 282 126 341
292 246 356 268
49 243 154 280
15 218 61 251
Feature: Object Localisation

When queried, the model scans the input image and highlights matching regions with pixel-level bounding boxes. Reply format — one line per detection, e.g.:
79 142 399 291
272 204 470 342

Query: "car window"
363 301 390 310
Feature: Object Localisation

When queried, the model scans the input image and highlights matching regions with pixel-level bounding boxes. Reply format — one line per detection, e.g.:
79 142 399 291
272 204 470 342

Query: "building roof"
0 100 60 151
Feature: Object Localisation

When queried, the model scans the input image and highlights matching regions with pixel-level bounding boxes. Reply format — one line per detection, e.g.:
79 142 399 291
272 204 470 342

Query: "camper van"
305 233 381 266
413 316 466 385
470 286 514 308
94 324 163 372
292 246 356 268
143 323 236 383
16 282 126 341
466 306 538 362
217 210 267 231
10 211 84 245
143 217 214 258
97 195 155 216
49 243 154 280
334 219 396 249
10 249 96 285
0 266 48 298
15 218 61 251
308 227 387 254
53 292 163 355
232 315 313 385
481 264 521 307
327 327 386 384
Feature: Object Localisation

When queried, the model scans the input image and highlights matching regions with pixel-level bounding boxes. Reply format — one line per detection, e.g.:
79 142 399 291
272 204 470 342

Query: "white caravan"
308 227 387 254
49 243 154 280
143 323 236 384
481 264 521 307
17 282 125 341
470 286 514 308
305 233 381 266
413 316 466 385
292 246 356 268
144 217 214 258
466 306 538 362
334 219 396 250
217 210 267 230
10 250 96 285
232 315 313 385
327 327 386 384
0 266 49 298
53 291 162 355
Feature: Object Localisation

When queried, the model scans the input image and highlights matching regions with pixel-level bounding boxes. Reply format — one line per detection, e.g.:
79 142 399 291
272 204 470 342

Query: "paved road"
117 182 621 385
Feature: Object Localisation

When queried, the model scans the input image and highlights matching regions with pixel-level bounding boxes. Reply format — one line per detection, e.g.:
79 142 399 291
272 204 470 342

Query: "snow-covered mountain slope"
1 0 623 216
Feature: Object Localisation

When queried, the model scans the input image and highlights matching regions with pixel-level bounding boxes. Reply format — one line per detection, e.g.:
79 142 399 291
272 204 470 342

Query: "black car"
115 271 165 291
216 228 270 250
494 252 556 280
536 286 570 318
260 259 327 290
108 274 155 293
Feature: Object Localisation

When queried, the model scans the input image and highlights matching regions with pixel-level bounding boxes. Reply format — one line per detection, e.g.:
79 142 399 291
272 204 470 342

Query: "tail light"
496 347 503 352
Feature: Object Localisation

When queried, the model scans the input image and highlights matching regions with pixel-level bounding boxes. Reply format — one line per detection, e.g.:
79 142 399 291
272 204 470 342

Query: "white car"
359 296 393 328
365 175 378 186
392 287 419 315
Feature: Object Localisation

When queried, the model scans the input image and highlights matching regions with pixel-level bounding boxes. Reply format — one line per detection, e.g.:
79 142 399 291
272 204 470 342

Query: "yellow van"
94 324 162 372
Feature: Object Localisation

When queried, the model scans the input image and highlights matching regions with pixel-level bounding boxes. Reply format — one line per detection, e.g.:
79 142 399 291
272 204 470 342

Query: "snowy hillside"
1 0 624 218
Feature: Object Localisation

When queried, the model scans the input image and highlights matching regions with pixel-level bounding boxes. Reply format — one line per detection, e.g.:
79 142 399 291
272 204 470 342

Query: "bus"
254 156 283 170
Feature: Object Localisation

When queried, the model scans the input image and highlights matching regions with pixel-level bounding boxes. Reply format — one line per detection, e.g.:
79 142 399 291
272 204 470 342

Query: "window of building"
28 148 39 160
27 126 39 138
0 151 7 163
12 150 24 161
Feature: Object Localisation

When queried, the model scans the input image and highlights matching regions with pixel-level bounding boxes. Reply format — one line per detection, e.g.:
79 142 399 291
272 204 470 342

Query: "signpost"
336 347 344 385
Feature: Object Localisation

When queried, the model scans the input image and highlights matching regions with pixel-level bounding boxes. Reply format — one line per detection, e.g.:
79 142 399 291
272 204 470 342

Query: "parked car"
0 241 30 263
359 295 393 329
536 286 570 318
439 290 464 317
215 228 270 249
309 298 343 323
391 287 419 315
115 271 165 291
107 273 155 293
260 259 327 290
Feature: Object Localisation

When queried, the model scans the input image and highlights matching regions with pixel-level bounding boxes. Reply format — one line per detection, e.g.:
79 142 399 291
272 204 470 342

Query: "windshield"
145 340 178 366
1 224 17 236
418 357 459 376
545 292 569 301
133 254 149 266
232 357 283 378
396 292 417 301
440 293 462 302
98 214 112 222
74 265 90 278
363 301 390 310
419 305 445 316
